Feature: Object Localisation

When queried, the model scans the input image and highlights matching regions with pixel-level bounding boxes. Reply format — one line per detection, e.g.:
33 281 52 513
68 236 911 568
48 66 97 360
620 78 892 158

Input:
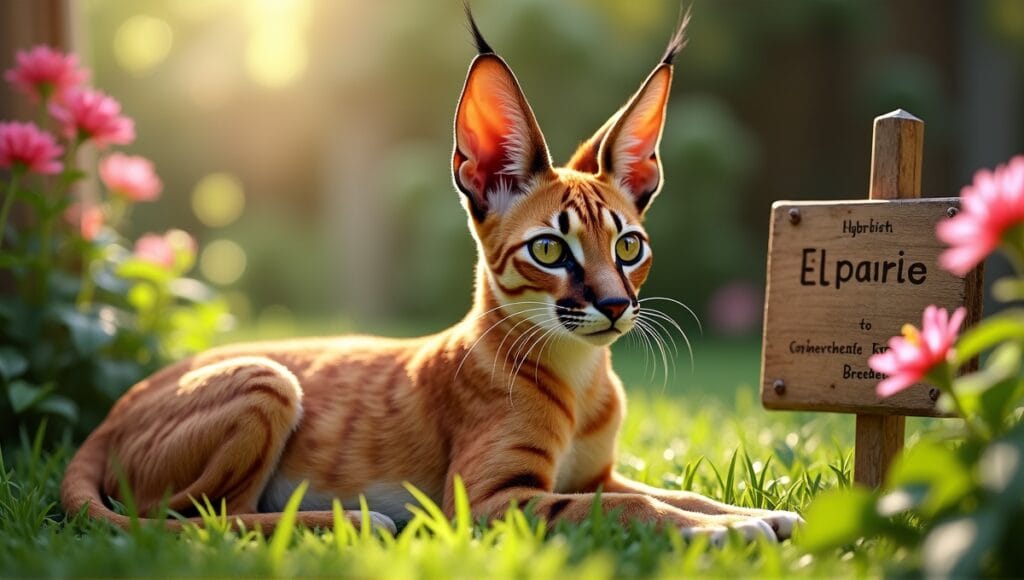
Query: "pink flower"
869 305 966 397
49 88 135 149
937 156 1024 276
64 202 103 241
134 230 196 270
99 153 162 202
4 45 88 103
0 121 64 175
134 233 175 268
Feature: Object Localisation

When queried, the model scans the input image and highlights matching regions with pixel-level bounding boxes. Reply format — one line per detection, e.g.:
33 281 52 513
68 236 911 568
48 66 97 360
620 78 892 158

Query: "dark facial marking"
558 211 570 235
615 262 639 305
610 211 622 233
555 298 584 331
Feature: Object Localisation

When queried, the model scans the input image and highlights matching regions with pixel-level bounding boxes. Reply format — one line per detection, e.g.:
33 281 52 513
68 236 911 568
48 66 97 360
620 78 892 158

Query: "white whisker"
639 296 703 337
454 305 552 383
641 307 694 373
635 318 670 391
492 310 552 384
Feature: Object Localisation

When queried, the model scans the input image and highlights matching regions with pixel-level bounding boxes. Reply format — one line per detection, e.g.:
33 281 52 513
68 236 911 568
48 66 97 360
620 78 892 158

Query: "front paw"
682 517 778 547
757 510 804 540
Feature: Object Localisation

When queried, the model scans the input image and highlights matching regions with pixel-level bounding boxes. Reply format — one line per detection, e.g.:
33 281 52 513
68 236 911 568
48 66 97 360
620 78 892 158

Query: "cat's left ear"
569 10 688 215
594 64 673 215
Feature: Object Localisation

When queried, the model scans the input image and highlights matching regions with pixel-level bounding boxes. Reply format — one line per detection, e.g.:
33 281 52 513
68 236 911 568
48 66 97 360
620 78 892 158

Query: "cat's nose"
596 297 630 322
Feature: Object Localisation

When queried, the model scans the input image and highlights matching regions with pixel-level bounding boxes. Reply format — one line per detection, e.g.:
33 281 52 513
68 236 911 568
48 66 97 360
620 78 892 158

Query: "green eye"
529 236 565 266
616 234 643 264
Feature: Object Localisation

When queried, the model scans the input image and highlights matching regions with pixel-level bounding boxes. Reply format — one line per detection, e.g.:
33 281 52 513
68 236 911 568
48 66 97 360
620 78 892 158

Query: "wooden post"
854 109 924 487
0 0 75 120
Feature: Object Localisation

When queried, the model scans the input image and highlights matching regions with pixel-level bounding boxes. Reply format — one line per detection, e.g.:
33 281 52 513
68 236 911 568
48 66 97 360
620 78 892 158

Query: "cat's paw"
682 518 778 547
757 510 804 540
368 511 397 535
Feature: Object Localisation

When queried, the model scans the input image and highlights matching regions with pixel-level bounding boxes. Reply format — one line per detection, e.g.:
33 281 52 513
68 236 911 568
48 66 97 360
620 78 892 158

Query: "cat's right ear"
452 53 553 221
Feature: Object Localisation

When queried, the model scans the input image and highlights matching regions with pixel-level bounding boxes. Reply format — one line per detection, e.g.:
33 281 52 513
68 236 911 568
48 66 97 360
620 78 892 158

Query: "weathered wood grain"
759 110 983 489
760 198 974 417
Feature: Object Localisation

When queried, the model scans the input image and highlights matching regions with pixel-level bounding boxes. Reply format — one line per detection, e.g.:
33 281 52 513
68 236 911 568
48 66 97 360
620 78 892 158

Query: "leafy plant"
0 46 228 443
800 156 1024 577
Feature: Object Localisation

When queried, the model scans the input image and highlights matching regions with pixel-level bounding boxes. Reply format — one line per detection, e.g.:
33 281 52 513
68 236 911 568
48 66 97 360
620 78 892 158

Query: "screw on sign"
759 110 985 488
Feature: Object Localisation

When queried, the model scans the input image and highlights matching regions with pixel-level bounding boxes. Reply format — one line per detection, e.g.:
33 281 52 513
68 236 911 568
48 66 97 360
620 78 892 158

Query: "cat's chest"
552 396 621 492
552 435 611 492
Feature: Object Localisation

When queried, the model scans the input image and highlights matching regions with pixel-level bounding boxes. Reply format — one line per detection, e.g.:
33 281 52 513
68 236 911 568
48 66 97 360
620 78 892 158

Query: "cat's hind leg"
103 356 303 516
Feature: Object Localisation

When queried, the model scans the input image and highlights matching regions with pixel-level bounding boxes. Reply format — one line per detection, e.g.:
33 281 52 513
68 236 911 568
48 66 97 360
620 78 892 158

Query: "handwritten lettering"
800 248 927 289
789 340 863 356
842 219 893 238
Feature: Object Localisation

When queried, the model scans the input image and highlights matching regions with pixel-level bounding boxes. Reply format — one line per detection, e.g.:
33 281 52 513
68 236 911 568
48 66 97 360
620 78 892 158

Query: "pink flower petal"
3 45 87 103
938 156 1024 276
0 121 64 175
872 305 963 399
49 88 134 149
99 153 162 202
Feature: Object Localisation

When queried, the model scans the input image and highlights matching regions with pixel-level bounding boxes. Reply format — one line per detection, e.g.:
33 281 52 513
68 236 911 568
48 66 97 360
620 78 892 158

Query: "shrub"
800 156 1024 577
0 46 228 444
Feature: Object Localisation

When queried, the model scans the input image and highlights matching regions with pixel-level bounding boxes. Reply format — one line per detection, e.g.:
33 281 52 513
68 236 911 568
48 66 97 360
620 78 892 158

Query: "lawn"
0 332 906 578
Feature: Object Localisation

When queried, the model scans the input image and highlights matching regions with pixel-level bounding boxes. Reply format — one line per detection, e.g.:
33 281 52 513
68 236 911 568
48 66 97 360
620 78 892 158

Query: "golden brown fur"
62 9 801 542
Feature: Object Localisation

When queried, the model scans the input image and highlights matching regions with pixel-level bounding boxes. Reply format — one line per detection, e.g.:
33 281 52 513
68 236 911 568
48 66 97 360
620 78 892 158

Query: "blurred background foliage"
28 0 1022 343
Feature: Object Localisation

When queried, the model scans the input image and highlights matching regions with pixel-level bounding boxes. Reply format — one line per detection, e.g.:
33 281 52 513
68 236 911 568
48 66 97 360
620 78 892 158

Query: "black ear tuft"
464 2 495 55
660 5 691 65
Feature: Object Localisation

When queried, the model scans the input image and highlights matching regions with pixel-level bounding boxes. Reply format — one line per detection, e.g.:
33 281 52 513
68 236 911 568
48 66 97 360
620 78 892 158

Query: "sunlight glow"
113 15 173 76
200 239 247 285
245 0 312 88
192 173 245 228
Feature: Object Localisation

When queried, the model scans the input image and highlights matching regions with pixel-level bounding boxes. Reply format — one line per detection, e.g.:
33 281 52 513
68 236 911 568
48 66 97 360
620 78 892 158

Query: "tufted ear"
569 10 687 215
595 65 673 215
452 54 553 221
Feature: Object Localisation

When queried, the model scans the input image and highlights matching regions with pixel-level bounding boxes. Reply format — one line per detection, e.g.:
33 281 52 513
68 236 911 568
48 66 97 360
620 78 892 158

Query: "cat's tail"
60 427 140 529
60 429 397 534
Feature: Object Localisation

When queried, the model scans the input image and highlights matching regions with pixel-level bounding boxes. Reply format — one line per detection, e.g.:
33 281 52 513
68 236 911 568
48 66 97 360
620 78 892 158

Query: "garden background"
2 0 1024 577
6 0 1022 348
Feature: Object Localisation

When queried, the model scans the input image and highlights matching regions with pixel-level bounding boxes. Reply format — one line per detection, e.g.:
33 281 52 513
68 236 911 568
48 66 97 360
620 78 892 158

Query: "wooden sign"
760 198 983 416
759 109 984 488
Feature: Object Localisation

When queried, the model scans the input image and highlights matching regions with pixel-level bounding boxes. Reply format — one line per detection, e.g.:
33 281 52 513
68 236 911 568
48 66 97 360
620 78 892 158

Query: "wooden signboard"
759 110 985 487
761 198 982 416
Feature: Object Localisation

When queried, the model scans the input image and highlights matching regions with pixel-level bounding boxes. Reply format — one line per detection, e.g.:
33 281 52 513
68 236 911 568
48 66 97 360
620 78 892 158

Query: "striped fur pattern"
61 8 802 542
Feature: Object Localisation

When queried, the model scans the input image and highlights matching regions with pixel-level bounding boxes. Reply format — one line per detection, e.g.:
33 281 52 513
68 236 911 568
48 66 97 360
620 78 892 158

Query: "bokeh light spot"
113 15 173 76
192 173 245 227
200 239 247 286
245 0 311 88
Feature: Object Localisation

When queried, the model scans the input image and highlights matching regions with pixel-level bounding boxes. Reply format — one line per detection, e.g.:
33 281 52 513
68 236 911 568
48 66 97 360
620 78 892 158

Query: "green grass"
0 333 910 577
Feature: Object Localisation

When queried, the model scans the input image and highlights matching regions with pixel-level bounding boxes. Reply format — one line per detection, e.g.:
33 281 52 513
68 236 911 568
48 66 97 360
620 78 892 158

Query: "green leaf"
58 168 88 187
53 307 115 356
0 253 31 269
947 343 1022 424
127 283 158 314
0 347 28 382
955 310 1024 365
991 277 1024 302
35 395 79 423
798 487 880 551
886 440 972 516
979 423 1024 502
91 359 144 400
6 380 53 413
922 510 1003 579
117 258 173 285
977 378 1024 434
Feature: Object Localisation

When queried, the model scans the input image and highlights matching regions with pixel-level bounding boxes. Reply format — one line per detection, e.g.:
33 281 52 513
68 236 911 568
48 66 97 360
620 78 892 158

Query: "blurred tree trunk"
0 0 75 120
